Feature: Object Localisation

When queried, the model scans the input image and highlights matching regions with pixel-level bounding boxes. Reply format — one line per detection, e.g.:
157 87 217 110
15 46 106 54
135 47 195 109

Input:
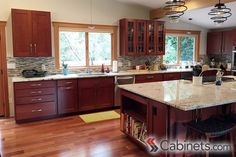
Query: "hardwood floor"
0 116 149 157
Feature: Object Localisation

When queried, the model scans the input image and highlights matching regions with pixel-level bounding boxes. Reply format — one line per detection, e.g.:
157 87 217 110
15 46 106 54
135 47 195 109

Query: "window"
163 30 200 65
53 22 117 68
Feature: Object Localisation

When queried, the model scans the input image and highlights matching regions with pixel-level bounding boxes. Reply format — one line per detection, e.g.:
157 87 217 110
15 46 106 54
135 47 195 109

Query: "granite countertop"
118 77 236 111
11 69 193 83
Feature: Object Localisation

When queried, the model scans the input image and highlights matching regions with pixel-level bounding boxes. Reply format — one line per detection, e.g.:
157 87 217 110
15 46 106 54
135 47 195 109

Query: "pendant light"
88 0 95 30
208 0 232 24
163 0 188 23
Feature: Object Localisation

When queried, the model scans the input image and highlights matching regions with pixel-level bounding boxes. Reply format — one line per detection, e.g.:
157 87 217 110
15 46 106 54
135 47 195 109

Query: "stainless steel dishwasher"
114 75 135 107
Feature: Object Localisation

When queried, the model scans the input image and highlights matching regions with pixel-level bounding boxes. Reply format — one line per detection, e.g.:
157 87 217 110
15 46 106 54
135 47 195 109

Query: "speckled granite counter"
119 78 236 111
11 69 192 83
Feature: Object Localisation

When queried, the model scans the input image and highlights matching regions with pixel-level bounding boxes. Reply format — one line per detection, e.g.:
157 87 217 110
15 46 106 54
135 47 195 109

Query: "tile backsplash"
7 55 162 77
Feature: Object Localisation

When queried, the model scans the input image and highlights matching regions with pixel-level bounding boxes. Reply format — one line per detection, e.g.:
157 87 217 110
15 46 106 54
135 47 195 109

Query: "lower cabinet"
14 80 57 122
135 74 163 83
78 77 114 112
163 72 181 81
57 79 78 114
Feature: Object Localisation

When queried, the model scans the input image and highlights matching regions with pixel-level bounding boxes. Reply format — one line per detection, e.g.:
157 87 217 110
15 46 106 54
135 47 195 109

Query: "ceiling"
116 0 167 9
116 0 236 29
180 1 236 29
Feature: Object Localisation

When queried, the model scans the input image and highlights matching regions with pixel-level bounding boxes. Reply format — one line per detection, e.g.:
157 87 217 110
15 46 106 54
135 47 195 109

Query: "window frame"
163 29 200 65
53 22 118 69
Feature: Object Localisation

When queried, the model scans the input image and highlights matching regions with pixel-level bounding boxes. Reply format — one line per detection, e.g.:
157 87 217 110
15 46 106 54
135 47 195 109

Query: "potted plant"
62 61 68 75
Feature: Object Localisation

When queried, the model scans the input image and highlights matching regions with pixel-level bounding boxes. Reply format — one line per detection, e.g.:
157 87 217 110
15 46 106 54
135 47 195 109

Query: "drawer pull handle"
32 109 43 112
31 98 42 102
31 84 42 87
31 91 42 94
65 87 72 90
66 82 73 84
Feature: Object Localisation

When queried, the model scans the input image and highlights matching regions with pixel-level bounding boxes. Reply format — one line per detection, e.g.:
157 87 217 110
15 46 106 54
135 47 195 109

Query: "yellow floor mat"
80 111 120 123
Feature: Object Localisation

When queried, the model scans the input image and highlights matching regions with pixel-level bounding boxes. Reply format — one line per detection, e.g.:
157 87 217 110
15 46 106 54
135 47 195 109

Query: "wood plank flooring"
0 116 149 157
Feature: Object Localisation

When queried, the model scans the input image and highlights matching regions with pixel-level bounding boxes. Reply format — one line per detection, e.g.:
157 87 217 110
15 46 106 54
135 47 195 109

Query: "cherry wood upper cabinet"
207 29 236 55
120 19 146 56
12 9 52 57
146 21 165 55
119 18 165 56
207 31 222 55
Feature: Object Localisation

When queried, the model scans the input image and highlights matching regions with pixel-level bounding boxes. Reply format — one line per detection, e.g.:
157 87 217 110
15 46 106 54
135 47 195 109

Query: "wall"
1 0 150 116
165 20 209 55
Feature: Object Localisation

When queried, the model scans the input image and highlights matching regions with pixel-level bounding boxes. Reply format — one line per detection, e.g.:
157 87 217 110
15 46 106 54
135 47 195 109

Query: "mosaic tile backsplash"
7 56 161 77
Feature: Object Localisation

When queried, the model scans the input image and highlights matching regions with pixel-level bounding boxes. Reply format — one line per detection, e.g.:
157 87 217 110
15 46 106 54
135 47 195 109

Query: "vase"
62 68 69 75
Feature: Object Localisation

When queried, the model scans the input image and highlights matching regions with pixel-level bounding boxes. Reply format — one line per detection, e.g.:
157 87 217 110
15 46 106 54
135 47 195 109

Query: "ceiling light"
163 0 188 22
208 0 232 24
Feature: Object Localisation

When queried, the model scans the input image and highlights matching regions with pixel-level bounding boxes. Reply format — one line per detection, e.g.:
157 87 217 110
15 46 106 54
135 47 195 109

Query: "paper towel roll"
112 60 118 73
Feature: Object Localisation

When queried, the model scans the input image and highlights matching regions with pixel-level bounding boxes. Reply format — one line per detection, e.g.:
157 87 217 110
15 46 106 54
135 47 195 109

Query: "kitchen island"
118 79 236 156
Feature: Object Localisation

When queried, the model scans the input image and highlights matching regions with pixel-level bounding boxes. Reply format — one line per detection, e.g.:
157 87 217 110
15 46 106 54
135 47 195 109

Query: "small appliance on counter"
22 69 47 78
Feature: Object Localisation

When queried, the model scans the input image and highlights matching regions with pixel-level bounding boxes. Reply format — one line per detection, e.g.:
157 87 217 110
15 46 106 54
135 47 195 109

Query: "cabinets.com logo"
145 137 232 154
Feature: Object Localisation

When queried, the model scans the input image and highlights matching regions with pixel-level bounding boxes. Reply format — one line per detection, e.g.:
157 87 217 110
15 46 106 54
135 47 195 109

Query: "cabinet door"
78 78 97 111
136 20 146 55
148 100 168 157
57 80 78 114
222 30 233 54
12 9 33 57
32 11 52 57
127 20 136 55
96 77 114 109
207 32 222 54
147 21 156 54
156 22 165 55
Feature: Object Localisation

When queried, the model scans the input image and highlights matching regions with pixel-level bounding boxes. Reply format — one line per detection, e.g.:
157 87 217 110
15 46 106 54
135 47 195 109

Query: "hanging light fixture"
163 0 188 23
208 0 232 24
88 0 95 30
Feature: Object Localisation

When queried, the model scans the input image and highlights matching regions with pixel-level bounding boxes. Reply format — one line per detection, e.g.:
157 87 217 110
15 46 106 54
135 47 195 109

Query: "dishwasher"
114 75 135 107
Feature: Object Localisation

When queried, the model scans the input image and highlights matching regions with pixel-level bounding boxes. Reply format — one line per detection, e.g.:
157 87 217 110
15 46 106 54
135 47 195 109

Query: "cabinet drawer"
97 77 114 87
163 73 181 81
135 74 163 83
57 79 77 87
15 87 56 97
14 81 56 89
15 94 56 105
15 102 57 120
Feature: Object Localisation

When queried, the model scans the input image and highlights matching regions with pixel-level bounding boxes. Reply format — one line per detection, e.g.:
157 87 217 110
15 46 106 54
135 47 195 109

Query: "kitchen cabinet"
78 77 114 111
135 74 163 83
163 72 181 81
207 29 236 55
14 81 57 122
147 21 165 55
120 18 165 56
12 9 52 57
207 32 222 55
120 19 146 56
57 79 78 114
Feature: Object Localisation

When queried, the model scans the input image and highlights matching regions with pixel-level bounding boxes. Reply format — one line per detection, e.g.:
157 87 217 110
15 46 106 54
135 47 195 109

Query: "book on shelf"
124 114 147 145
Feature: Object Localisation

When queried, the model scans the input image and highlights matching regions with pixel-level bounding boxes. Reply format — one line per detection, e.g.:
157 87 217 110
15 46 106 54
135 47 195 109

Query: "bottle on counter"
215 70 224 86
101 64 105 73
